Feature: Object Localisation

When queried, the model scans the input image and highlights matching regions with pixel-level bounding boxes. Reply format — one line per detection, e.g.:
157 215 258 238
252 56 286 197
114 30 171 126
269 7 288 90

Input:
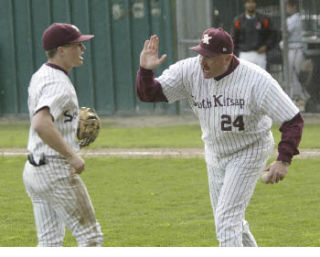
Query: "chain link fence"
175 0 320 113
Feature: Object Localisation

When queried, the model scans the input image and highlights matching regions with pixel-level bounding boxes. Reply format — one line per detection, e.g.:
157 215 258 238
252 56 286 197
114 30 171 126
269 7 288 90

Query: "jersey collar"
45 63 69 76
214 56 240 81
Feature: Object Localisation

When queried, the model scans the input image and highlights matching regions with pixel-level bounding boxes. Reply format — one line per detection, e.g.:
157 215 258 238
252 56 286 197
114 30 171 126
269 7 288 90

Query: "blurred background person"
280 0 310 111
232 0 277 69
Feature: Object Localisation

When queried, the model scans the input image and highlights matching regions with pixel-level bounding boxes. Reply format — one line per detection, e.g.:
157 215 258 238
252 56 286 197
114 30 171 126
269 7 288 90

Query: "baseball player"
232 0 277 69
23 23 103 246
136 28 303 246
280 0 310 110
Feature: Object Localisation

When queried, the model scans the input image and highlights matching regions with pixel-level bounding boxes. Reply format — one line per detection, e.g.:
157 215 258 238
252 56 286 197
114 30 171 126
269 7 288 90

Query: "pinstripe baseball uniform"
23 63 103 246
155 57 299 246
137 27 303 247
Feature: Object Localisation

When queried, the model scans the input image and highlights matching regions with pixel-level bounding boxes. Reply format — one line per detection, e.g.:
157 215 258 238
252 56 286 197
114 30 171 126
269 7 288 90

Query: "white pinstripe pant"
23 159 103 246
206 144 273 247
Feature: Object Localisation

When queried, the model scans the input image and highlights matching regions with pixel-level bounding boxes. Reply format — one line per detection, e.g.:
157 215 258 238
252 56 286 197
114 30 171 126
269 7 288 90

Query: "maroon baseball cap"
190 27 234 57
42 23 94 51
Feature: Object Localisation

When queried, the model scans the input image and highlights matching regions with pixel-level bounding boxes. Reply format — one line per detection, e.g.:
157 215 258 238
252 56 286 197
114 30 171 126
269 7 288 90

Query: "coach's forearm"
277 112 304 164
136 67 168 102
32 108 77 159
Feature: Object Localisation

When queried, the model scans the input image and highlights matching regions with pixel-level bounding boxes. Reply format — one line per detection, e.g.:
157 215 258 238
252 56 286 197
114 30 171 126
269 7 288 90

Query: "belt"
27 153 47 167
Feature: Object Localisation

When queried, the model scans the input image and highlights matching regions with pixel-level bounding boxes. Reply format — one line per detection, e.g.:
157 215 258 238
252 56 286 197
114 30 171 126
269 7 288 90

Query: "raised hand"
140 35 167 70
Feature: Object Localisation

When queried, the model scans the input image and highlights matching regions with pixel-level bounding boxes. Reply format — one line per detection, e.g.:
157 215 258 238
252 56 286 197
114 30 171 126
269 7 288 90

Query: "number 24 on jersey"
221 115 245 131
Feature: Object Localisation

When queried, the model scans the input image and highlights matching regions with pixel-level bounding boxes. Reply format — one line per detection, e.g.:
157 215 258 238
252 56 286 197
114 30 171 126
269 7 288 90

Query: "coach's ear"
225 54 233 62
222 54 233 68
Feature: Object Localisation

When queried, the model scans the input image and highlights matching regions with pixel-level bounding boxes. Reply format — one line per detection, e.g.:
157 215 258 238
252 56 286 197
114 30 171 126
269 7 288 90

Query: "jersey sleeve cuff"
276 153 292 164
139 66 154 77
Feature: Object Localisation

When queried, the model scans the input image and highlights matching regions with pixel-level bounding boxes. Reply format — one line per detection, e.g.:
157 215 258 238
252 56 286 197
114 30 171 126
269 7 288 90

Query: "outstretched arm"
136 35 168 103
140 35 167 70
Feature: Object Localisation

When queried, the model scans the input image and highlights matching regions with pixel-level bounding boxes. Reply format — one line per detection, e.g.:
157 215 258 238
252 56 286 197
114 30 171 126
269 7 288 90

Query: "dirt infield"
1 147 319 159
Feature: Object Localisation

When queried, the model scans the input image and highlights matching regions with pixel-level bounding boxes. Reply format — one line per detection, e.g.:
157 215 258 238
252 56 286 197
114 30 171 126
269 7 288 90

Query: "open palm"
140 35 167 70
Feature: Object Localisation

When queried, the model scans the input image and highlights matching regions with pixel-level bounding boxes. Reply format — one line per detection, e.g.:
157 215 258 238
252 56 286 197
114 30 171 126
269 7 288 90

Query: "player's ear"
56 46 66 56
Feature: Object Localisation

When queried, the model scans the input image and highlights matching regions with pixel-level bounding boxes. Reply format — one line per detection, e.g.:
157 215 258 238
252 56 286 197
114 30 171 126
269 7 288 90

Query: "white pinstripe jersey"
156 56 299 162
27 64 80 161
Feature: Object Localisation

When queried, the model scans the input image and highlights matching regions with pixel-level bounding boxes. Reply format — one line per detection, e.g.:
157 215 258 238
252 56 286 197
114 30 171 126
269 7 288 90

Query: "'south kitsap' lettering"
192 94 245 109
64 110 78 123
213 95 223 107
192 97 212 109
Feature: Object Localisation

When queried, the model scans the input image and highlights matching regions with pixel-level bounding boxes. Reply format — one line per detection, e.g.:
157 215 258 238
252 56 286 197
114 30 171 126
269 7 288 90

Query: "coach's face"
200 54 233 79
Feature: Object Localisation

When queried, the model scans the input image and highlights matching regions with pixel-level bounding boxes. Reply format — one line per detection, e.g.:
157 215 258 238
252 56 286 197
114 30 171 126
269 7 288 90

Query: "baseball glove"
77 107 101 147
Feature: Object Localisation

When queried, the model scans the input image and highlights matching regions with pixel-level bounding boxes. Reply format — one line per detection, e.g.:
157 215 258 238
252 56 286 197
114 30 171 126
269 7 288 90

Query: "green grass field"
0 119 319 247
0 122 320 148
0 156 319 246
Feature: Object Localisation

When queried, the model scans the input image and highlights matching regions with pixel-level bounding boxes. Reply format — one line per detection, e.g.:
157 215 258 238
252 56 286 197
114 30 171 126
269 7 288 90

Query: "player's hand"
263 161 289 184
140 35 167 70
67 154 85 175
257 45 267 54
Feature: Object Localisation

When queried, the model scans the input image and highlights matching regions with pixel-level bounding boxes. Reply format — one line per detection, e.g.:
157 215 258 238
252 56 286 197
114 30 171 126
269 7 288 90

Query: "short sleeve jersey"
156 56 299 158
27 64 80 159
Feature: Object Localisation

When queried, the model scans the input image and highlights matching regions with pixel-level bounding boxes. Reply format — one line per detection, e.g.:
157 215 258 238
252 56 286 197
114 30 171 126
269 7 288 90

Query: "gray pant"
288 48 309 100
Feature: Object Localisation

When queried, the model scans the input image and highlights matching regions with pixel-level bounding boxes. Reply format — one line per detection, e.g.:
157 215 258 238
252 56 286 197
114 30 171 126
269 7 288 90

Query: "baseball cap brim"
70 34 95 43
190 44 221 57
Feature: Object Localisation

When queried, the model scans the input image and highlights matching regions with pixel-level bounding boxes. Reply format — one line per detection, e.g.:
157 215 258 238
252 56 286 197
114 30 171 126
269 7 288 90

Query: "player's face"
200 54 232 79
61 42 86 70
